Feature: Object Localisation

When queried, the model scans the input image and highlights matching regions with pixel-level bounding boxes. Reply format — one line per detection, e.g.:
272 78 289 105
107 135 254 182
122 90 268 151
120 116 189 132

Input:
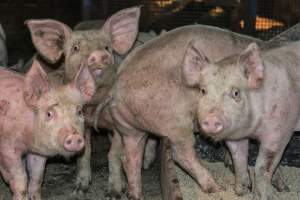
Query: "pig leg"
223 148 234 172
271 167 289 192
170 131 221 193
0 155 28 200
27 154 47 200
254 135 292 200
120 131 147 200
226 139 251 196
143 137 157 170
225 142 289 193
107 130 126 198
75 128 92 193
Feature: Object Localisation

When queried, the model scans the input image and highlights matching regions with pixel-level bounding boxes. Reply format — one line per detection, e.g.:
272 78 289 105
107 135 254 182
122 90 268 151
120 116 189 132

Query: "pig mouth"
92 68 102 77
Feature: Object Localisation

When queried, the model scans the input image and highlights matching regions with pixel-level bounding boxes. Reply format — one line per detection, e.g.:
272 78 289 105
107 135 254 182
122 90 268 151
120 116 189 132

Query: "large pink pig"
183 41 300 199
0 57 95 200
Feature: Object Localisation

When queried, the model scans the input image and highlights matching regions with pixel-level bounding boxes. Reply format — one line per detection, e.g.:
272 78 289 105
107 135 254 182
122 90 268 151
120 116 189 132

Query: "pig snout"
87 50 112 76
59 128 85 152
63 134 85 152
201 114 224 134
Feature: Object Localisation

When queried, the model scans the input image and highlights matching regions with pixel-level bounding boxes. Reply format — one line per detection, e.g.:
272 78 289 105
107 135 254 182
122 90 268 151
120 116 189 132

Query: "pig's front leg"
0 154 28 200
170 130 221 193
75 128 92 193
226 139 251 196
107 130 126 198
27 154 47 200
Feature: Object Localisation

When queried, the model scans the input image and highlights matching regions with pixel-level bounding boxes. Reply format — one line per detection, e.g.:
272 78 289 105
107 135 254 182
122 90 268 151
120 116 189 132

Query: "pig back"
0 68 32 133
114 25 263 134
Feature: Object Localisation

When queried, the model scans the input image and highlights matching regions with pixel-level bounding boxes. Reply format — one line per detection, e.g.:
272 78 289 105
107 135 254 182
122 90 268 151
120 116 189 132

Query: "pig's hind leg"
27 154 47 200
118 129 148 200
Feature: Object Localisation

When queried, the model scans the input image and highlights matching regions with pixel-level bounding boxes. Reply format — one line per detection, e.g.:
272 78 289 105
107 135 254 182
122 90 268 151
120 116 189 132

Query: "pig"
0 57 95 200
105 24 291 199
182 40 300 199
0 23 8 67
25 7 160 196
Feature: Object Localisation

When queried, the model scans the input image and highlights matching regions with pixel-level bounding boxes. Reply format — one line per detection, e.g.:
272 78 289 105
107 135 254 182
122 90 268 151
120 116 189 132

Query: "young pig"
0 57 95 200
182 41 300 200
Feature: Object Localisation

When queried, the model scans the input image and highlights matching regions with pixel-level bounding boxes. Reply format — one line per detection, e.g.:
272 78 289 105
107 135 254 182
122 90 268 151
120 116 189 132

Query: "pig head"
0 58 95 200
25 6 140 85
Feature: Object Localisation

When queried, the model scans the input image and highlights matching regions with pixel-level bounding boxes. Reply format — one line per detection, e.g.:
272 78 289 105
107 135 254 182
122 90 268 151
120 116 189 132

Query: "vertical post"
82 0 92 21
244 0 257 36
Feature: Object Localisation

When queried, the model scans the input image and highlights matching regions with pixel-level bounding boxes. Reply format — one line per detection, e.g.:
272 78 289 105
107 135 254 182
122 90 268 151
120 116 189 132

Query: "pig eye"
105 46 109 51
200 87 207 95
72 44 80 53
231 87 240 100
77 107 83 117
46 109 54 120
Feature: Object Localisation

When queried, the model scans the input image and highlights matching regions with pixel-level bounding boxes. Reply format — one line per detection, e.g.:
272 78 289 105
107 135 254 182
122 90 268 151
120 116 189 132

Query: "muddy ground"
0 134 162 200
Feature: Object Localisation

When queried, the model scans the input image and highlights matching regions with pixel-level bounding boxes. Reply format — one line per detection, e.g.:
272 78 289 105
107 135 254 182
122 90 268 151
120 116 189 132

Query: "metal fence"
92 0 300 40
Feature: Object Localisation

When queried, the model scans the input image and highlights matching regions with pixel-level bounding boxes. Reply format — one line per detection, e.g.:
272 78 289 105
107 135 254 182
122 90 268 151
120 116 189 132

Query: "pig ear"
25 19 72 64
24 58 51 107
238 43 264 89
73 63 96 102
182 40 210 87
103 6 140 55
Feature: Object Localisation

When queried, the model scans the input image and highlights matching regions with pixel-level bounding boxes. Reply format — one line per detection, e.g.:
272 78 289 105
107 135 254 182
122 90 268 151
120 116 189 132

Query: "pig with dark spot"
105 24 291 199
25 7 158 196
182 40 300 199
0 57 95 200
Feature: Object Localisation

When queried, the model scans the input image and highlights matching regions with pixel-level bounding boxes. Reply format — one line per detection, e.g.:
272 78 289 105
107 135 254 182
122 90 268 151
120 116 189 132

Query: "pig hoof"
105 189 122 200
74 177 91 194
272 178 290 192
203 183 222 193
253 187 277 200
125 192 142 200
235 183 251 196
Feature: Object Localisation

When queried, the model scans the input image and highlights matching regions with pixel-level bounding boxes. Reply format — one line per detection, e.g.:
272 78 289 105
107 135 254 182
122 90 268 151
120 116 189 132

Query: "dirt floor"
0 134 162 200
178 134 300 200
177 161 300 200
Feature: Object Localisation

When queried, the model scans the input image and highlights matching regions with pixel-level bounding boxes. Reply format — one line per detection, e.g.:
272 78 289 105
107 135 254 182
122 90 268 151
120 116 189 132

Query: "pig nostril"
102 55 108 61
101 55 110 64
77 139 82 144
88 57 96 65
215 122 222 127
66 139 72 145
202 121 209 126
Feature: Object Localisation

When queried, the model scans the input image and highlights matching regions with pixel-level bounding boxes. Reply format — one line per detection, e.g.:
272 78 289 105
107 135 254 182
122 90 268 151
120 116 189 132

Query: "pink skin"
107 24 294 199
0 58 95 200
182 41 300 200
